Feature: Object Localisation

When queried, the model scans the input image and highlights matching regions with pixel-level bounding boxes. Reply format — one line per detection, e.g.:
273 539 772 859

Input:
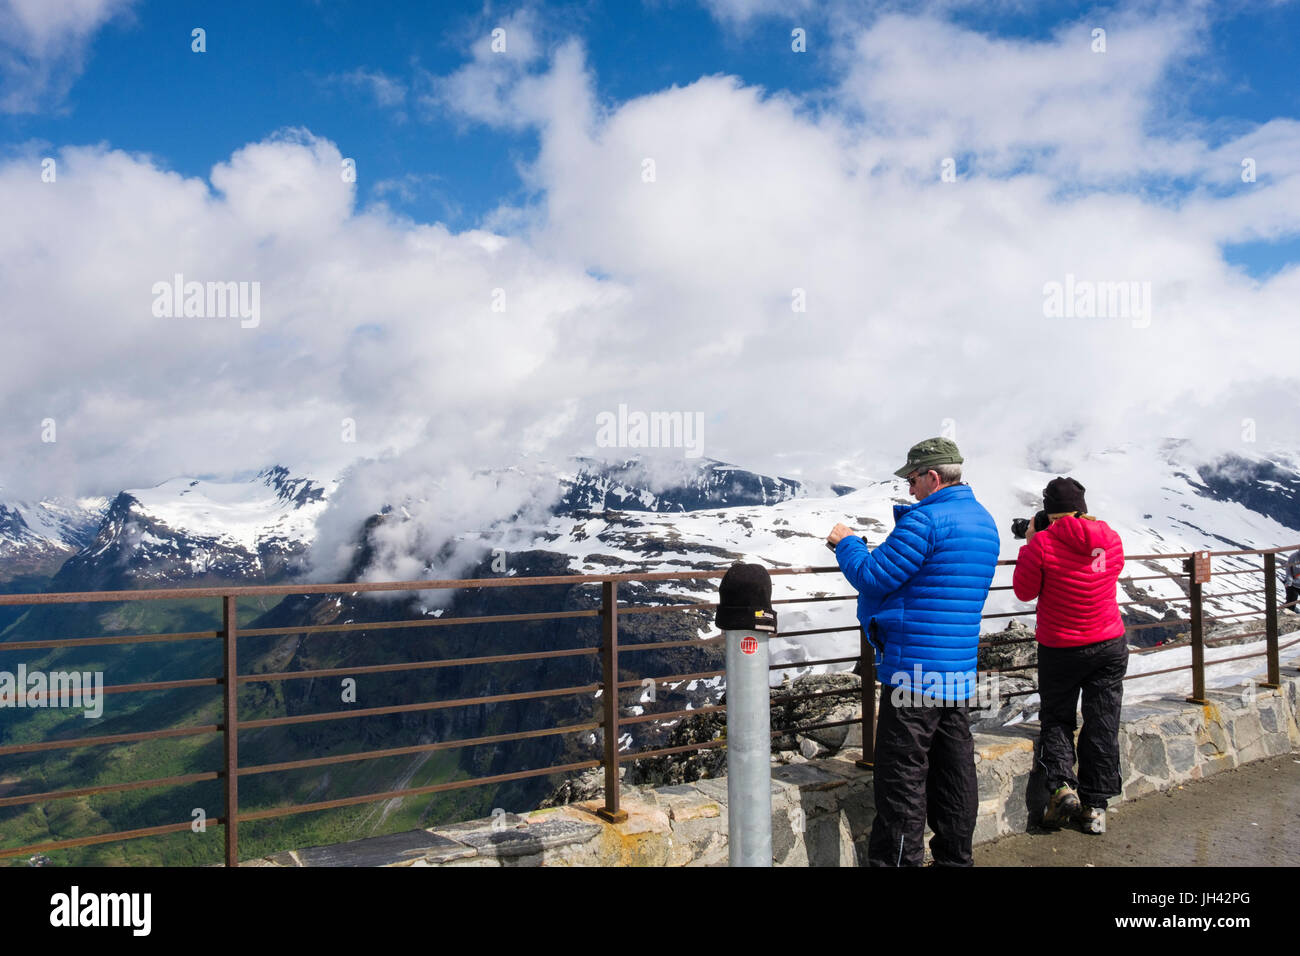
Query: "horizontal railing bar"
978 635 1036 647
1201 609 1265 623
1123 663 1190 679
1199 649 1267 668
615 669 724 691
1117 595 1189 607
774 717 863 735
239 646 600 684
619 636 723 653
0 629 220 652
238 759 603 822
775 625 861 638
238 721 602 776
240 684 601 729
0 771 220 809
771 655 860 669
1118 572 1186 583
0 819 215 861
19 677 224 704
618 739 727 762
1125 620 1186 633
770 687 859 706
616 594 857 615
619 704 725 726
1131 641 1180 655
773 594 858 605
618 603 712 615
240 607 600 638
1204 630 1268 646
992 663 1037 673
0 723 222 757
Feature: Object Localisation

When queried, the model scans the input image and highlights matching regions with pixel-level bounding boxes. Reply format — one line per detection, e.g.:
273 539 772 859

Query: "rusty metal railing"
0 542 1297 866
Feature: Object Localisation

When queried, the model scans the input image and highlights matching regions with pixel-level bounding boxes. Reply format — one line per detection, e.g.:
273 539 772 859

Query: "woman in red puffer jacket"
1013 477 1127 835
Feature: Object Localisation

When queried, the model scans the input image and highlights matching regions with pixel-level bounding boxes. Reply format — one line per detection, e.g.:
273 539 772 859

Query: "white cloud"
338 67 407 109
0 0 136 113
0 129 610 506
698 0 820 27
418 6 550 129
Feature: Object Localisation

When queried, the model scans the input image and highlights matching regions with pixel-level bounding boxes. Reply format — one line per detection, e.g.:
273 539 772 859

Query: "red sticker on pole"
740 636 758 655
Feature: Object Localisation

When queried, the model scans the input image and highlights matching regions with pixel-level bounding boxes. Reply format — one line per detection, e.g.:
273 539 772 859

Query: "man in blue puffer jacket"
827 437 1000 866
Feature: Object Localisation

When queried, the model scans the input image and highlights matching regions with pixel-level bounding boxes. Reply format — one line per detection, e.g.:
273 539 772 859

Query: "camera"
825 535 865 552
1011 510 1049 539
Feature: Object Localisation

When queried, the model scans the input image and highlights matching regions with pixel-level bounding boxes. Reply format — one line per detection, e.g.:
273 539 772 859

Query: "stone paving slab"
288 829 466 867
771 762 852 792
437 817 602 859
976 752 1300 866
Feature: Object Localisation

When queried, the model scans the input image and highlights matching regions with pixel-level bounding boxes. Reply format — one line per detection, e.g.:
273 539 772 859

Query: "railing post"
1185 554 1208 704
856 626 876 769
597 580 627 823
222 594 240 866
1263 552 1281 688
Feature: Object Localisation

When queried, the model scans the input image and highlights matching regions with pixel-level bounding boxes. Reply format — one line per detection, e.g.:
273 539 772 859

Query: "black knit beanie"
1043 476 1087 514
715 563 777 632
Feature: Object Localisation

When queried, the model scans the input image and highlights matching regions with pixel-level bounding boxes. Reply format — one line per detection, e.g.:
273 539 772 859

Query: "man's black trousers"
1036 635 1129 809
867 689 977 867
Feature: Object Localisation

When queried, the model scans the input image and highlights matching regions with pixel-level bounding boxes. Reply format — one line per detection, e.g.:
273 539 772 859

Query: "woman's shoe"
1042 784 1081 828
1078 805 1106 834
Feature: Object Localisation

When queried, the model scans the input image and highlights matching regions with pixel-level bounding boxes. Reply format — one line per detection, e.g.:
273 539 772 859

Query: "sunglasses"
906 470 932 485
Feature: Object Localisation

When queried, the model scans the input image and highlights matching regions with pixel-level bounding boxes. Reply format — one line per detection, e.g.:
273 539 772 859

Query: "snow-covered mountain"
8 445 1300 636
46 466 336 591
555 457 835 514
0 496 109 580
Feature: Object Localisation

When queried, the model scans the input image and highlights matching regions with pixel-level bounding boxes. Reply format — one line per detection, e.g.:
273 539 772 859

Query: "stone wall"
252 669 1300 867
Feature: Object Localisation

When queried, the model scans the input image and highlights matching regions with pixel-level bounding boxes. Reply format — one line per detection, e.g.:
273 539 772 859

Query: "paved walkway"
975 752 1300 866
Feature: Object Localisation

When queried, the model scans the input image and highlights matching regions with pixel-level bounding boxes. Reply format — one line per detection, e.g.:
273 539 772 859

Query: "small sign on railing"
1185 551 1212 584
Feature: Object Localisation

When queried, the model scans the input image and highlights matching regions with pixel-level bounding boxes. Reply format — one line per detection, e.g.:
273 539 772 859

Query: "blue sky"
4 0 837 227
1 0 1299 514
4 0 1297 275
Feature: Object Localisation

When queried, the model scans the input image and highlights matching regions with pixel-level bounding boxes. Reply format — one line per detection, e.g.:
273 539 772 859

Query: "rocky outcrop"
540 671 862 806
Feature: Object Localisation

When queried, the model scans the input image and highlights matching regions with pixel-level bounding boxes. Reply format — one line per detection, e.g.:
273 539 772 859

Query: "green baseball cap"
894 437 964 478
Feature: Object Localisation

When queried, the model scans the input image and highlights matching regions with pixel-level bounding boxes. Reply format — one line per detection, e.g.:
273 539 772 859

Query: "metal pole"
597 580 627 824
1186 567 1206 705
222 594 239 867
726 627 771 866
856 626 876 769
1264 553 1281 688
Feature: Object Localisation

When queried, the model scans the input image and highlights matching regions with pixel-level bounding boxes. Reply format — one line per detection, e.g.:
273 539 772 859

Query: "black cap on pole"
715 563 777 632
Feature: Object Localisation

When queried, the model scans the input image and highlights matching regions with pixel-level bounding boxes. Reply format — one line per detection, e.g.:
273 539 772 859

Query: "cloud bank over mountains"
1 1 1297 576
